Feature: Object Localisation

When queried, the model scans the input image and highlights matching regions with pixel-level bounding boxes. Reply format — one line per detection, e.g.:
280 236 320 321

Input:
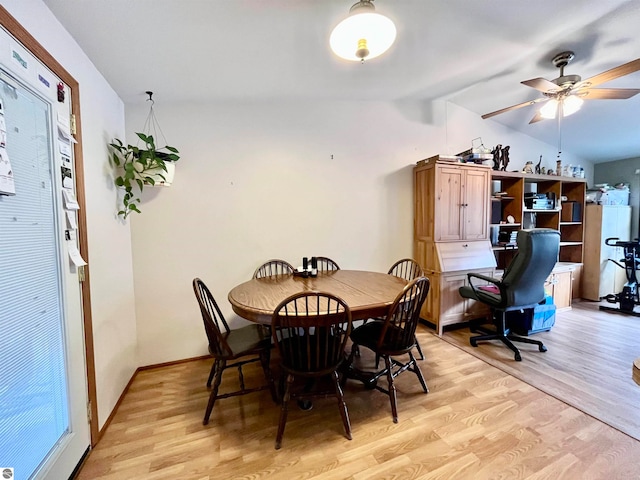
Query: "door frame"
0 5 99 446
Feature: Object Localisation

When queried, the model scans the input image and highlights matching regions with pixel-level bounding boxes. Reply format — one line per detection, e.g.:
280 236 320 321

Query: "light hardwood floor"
443 300 640 441
76 304 640 480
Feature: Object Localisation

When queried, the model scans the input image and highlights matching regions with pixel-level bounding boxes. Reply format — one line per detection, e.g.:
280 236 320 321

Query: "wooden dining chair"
357 258 426 362
253 259 295 279
387 259 426 360
192 278 276 425
315 257 340 272
346 276 430 423
271 291 353 449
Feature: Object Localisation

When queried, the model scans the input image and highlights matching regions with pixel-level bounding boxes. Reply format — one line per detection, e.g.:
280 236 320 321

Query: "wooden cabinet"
417 162 491 242
423 268 494 336
582 204 632 300
545 265 574 310
414 159 496 335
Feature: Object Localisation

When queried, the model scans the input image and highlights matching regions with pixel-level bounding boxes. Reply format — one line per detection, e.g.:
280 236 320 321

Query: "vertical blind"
0 72 69 479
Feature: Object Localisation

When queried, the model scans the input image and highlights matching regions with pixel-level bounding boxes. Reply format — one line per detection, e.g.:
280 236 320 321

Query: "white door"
0 69 89 480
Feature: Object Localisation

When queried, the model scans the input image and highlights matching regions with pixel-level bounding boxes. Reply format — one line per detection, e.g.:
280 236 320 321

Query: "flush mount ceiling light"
330 0 396 62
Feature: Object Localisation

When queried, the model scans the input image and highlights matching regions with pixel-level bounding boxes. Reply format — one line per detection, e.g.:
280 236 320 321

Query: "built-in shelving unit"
490 170 586 298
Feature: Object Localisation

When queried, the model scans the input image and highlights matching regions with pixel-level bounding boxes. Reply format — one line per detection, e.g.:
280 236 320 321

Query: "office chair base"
470 328 547 362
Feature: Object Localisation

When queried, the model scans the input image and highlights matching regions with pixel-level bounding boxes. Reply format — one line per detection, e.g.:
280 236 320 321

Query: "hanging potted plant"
109 132 179 218
109 91 180 218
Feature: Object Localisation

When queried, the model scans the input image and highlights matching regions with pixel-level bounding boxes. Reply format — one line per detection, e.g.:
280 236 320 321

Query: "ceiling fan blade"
528 111 545 124
580 58 640 88
521 77 559 92
578 88 640 99
482 97 548 120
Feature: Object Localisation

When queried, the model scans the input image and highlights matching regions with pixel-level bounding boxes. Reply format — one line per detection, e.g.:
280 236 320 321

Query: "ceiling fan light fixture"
540 99 559 119
562 95 584 117
330 1 396 62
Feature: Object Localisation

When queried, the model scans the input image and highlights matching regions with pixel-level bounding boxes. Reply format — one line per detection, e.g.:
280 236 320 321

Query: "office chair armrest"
466 273 507 302
466 272 500 287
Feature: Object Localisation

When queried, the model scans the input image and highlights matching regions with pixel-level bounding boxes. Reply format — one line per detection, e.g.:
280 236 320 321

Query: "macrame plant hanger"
140 91 170 148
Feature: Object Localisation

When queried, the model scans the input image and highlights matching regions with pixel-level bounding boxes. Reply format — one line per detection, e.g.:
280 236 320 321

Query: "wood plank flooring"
443 300 640 441
76 305 640 479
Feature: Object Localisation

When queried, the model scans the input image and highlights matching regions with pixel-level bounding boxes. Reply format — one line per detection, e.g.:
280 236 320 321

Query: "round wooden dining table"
228 270 408 324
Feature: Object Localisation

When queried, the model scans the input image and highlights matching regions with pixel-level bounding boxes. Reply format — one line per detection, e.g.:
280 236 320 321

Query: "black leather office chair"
458 228 560 361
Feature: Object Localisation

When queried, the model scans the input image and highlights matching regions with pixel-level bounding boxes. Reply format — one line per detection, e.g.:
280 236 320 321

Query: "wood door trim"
0 6 99 446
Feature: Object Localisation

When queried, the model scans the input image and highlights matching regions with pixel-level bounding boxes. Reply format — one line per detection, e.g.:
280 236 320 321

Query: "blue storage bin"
507 295 556 336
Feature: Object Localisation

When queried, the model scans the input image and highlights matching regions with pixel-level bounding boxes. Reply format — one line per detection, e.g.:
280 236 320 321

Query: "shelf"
492 196 516 201
491 223 521 228
492 170 588 184
523 208 561 213
489 168 585 270
492 244 517 251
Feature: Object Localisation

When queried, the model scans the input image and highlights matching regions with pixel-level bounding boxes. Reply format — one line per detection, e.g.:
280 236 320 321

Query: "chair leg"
383 356 399 423
275 373 294 450
203 359 225 425
408 352 429 393
260 349 278 403
206 359 217 388
414 339 425 361
470 311 525 361
508 334 548 353
331 371 352 440
498 336 522 362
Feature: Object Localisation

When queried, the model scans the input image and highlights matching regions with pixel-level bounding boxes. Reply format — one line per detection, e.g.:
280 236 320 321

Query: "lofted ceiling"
42 0 640 163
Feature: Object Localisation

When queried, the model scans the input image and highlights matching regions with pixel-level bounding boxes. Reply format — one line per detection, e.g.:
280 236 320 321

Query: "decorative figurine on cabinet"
491 144 502 170
535 155 542 174
523 161 534 174
501 146 510 171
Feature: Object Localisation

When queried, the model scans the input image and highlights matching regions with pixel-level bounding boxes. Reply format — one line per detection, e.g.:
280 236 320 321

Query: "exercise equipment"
600 237 640 317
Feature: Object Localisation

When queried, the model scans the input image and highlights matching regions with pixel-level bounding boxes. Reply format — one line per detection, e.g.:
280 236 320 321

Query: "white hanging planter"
147 161 175 187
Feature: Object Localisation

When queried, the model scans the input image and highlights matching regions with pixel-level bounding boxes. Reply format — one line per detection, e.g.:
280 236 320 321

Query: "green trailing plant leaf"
109 133 180 219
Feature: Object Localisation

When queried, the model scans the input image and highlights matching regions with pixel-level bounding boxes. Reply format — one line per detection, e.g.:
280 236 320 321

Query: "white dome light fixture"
330 0 396 62
540 95 584 119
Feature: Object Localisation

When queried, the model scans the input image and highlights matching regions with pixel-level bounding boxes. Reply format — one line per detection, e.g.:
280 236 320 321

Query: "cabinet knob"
462 244 468 248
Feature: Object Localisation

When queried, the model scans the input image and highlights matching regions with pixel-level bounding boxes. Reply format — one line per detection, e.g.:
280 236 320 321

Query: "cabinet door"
546 271 572 309
435 167 464 241
464 167 490 240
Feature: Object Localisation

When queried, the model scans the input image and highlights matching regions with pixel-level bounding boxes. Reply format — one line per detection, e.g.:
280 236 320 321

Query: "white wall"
127 98 591 366
2 0 136 429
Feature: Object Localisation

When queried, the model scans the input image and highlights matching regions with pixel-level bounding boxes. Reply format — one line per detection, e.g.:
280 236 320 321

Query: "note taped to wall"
0 147 16 195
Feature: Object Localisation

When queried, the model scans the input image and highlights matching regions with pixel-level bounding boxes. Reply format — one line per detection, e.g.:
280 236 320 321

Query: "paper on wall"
0 114 6 147
67 239 87 266
66 210 77 229
57 113 77 144
58 138 71 156
62 188 79 210
0 147 15 195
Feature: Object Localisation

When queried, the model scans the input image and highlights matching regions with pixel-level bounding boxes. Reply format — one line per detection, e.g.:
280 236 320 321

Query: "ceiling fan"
482 51 640 124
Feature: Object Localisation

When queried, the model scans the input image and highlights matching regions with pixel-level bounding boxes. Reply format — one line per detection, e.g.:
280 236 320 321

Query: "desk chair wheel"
470 338 478 347
514 352 522 362
539 344 547 353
